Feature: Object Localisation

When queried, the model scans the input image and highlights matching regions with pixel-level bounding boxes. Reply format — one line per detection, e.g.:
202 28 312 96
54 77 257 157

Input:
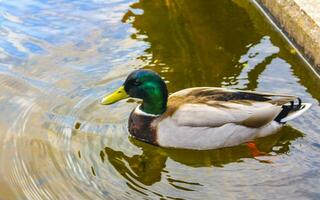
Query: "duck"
100 69 311 150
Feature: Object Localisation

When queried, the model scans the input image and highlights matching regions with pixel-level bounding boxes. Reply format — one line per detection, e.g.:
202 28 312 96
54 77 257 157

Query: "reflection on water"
0 0 320 199
124 0 261 90
102 126 302 187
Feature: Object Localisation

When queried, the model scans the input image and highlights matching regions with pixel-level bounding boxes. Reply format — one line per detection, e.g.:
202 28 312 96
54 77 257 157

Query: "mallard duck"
101 70 311 150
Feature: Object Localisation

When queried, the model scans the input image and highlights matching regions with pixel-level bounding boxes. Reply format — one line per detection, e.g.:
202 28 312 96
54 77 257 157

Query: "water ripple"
0 0 319 200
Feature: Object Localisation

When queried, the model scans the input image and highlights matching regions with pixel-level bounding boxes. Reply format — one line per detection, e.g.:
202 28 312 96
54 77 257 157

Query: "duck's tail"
274 98 311 123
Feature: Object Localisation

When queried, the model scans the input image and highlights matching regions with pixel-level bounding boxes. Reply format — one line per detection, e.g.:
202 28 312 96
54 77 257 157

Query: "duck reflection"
100 126 302 186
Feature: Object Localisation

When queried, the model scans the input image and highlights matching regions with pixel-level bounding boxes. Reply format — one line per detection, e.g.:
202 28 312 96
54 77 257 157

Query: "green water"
0 0 319 199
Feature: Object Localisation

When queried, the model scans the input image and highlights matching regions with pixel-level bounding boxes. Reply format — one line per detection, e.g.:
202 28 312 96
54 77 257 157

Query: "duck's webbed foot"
245 141 273 163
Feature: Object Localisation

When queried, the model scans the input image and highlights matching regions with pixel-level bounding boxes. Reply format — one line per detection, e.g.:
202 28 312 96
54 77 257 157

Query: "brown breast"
128 110 158 145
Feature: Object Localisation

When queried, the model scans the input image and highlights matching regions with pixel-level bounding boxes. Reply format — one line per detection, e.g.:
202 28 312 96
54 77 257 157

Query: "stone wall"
257 0 320 73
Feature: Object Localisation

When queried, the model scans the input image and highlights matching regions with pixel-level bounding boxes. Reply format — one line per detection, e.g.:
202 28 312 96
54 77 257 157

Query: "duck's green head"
101 70 168 115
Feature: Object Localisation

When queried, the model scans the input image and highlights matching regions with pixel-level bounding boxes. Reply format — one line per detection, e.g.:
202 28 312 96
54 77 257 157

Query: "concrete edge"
254 0 320 78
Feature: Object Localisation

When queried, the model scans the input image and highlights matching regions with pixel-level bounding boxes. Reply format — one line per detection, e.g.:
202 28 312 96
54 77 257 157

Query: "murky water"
0 0 319 199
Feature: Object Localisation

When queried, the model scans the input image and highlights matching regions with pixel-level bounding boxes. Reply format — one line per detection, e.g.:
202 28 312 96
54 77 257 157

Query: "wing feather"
171 102 282 128
167 87 296 128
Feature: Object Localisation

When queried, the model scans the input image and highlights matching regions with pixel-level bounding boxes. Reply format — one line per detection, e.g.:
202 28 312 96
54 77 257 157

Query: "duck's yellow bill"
100 86 129 105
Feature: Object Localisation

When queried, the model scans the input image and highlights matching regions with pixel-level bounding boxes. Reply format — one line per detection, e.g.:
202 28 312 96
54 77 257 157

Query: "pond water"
0 0 319 199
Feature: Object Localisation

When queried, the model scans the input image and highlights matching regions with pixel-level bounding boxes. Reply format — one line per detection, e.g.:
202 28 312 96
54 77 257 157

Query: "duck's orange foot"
245 141 273 163
245 141 269 157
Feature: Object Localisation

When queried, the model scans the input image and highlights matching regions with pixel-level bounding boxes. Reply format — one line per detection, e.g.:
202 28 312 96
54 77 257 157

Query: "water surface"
0 0 320 199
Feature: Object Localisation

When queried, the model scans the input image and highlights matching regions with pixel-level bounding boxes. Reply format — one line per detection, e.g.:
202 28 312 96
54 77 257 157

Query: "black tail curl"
274 98 302 124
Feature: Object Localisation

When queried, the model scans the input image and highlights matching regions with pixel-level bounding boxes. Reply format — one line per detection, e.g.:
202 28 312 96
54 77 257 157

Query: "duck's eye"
132 80 142 86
